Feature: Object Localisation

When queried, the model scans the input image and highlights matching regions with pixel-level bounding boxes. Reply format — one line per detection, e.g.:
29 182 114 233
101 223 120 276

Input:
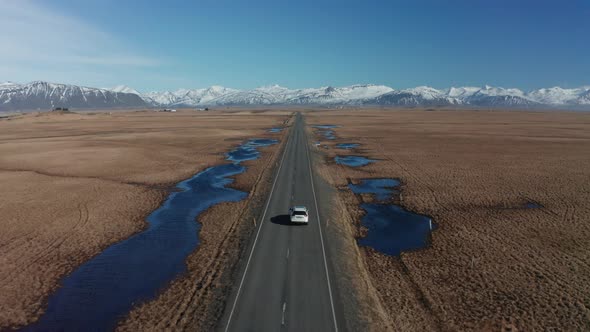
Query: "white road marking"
282 302 287 326
224 126 293 332
305 128 339 332
286 248 290 259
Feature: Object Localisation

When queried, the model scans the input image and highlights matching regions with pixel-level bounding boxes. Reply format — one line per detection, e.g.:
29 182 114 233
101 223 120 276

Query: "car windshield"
293 211 307 216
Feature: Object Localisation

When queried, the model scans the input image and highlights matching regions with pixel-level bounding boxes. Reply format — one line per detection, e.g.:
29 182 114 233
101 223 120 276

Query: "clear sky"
1 0 588 92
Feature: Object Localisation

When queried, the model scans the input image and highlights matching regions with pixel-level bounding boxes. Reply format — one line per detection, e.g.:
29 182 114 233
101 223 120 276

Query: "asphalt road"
220 112 340 332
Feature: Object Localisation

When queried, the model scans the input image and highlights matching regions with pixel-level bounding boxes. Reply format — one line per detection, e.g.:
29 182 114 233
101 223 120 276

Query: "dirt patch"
306 109 590 331
0 109 291 329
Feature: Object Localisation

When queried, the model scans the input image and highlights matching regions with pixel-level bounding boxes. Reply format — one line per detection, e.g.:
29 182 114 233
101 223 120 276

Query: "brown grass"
306 109 590 331
118 121 292 331
0 109 290 329
312 164 395 332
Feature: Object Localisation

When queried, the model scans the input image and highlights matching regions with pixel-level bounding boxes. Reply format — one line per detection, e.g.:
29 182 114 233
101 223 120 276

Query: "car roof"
292 206 308 211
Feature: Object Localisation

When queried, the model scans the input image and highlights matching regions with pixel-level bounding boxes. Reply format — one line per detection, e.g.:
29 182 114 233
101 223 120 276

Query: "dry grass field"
0 110 290 329
307 109 590 331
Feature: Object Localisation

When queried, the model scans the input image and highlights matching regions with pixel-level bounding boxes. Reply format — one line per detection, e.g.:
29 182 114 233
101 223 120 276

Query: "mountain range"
1 81 589 112
0 81 147 111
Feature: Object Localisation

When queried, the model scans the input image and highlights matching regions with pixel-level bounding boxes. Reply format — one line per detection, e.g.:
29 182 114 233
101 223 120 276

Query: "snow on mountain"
255 84 292 95
471 95 538 107
176 86 240 106
477 85 526 97
342 84 395 99
445 86 481 99
109 85 141 95
371 90 459 106
0 81 20 89
284 86 344 104
459 86 537 107
207 89 282 105
143 86 239 106
144 84 395 106
0 81 147 111
402 86 445 100
2 81 590 111
574 89 590 105
527 86 590 105
143 90 177 106
256 84 394 105
288 84 394 104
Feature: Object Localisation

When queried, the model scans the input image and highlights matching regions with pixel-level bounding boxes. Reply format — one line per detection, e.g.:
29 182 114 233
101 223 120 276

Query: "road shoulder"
305 117 392 332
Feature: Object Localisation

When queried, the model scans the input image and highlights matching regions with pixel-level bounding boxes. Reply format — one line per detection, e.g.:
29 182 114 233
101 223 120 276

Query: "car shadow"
271 214 306 226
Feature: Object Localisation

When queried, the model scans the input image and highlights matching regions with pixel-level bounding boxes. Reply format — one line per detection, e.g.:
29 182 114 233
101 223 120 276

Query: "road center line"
224 122 293 332
282 302 287 326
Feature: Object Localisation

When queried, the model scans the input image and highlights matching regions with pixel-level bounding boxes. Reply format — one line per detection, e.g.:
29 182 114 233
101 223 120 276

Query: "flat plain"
0 110 289 329
307 109 590 331
3 108 589 331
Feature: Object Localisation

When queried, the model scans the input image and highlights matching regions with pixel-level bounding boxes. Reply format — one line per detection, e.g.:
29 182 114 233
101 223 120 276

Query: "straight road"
220 112 340 332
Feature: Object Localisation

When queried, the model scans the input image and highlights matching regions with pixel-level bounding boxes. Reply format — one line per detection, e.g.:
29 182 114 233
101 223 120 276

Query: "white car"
289 206 309 224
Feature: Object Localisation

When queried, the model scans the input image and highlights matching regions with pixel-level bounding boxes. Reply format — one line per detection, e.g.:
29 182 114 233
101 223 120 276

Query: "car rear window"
293 211 307 216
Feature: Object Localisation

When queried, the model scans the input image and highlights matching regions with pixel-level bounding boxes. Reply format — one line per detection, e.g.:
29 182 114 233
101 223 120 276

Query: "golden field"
0 110 290 329
307 109 590 331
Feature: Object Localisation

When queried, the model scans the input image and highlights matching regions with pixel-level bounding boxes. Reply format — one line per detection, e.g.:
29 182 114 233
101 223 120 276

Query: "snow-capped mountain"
143 86 239 107
527 86 590 105
0 81 147 111
143 84 589 108
109 85 141 95
0 81 20 89
287 85 394 104
458 86 537 107
372 86 464 106
577 89 590 105
144 84 396 106
206 89 283 105
445 86 481 99
2 81 589 111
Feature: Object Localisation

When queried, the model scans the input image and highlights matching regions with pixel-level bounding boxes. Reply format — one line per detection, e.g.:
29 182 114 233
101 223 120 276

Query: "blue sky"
1 0 588 92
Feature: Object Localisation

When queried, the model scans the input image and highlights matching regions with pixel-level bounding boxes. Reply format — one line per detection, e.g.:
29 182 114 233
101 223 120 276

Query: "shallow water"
358 203 434 256
524 202 542 209
312 125 338 140
335 143 360 149
268 127 283 133
349 177 435 256
349 178 400 201
312 124 340 129
319 130 336 140
25 139 277 331
335 155 375 167
226 138 278 163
